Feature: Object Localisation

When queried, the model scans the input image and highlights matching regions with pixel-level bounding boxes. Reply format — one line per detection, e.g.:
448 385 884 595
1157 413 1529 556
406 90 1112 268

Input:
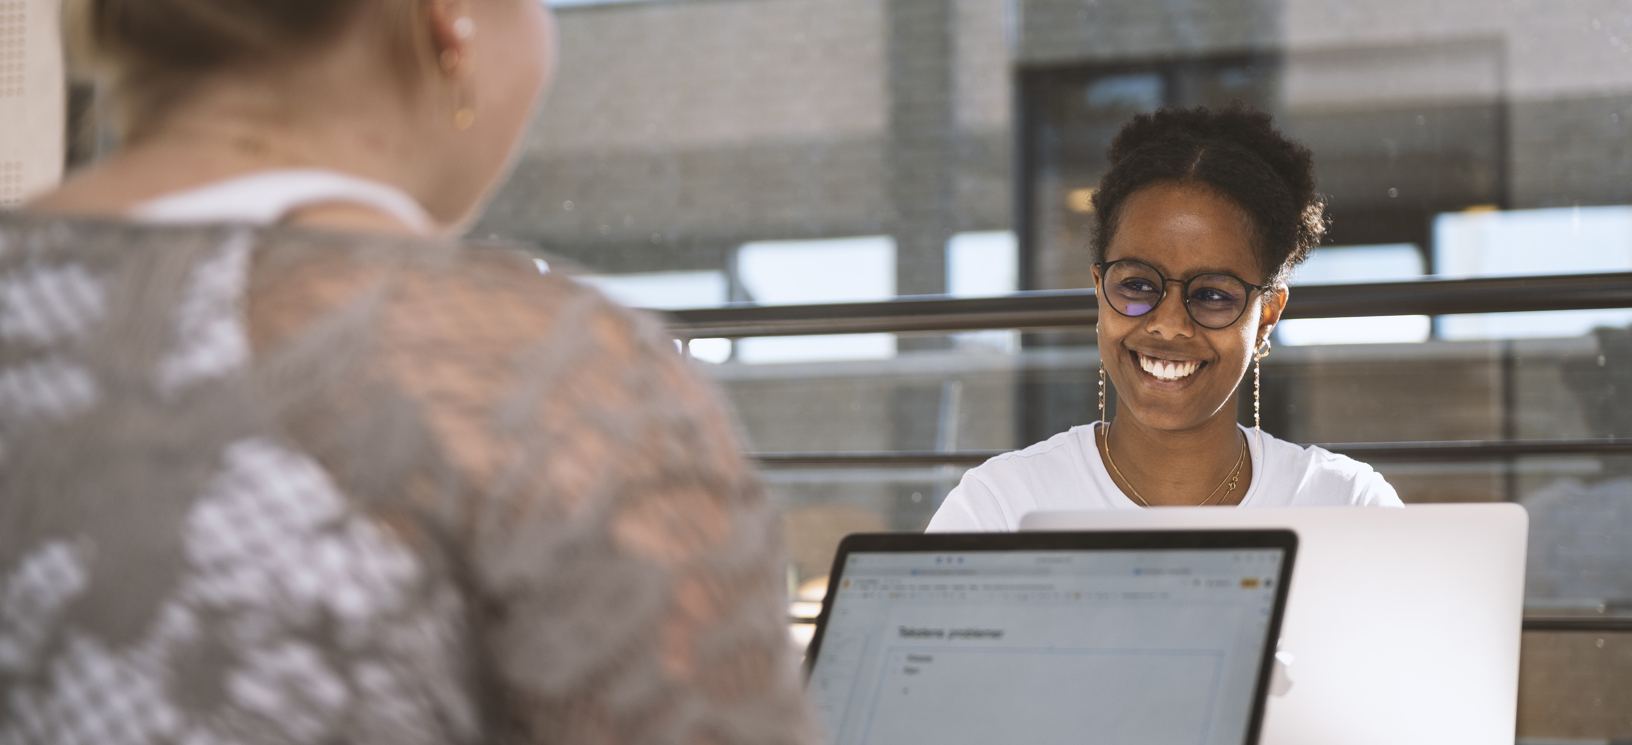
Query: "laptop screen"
806 532 1295 745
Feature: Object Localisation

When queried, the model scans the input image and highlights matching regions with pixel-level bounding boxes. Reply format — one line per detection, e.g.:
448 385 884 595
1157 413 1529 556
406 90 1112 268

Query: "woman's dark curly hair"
1090 104 1327 288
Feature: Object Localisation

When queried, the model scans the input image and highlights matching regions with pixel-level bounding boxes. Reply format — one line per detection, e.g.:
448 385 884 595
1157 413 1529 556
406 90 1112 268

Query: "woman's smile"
1132 350 1205 383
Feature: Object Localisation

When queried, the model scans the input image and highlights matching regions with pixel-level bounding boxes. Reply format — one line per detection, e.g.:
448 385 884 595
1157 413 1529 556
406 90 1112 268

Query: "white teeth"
1137 353 1201 381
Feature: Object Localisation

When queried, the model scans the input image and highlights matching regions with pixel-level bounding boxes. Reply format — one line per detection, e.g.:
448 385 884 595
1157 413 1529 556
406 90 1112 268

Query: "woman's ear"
1258 286 1289 347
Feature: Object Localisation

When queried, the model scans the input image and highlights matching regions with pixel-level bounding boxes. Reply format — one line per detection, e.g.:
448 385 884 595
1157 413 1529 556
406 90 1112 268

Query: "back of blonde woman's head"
67 0 424 138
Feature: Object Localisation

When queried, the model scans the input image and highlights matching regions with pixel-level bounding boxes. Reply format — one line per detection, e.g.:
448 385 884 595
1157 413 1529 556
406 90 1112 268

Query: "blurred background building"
477 1 1632 738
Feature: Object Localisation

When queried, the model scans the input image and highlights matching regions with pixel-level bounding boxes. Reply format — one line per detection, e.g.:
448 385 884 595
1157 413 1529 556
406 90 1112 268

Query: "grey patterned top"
0 213 818 745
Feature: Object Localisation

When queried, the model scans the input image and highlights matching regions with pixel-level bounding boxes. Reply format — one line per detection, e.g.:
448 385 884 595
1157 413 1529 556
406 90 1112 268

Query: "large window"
490 0 1632 739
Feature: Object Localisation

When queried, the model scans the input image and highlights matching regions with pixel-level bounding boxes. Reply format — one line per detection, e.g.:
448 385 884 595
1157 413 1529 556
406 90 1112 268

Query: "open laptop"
805 530 1298 745
1020 504 1528 745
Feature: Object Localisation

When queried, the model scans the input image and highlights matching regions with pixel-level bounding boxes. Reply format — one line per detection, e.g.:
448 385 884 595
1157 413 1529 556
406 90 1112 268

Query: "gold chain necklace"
1101 422 1248 507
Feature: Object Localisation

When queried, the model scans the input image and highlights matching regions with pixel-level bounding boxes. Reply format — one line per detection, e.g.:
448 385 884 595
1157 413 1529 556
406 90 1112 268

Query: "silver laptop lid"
1019 505 1529 745
806 530 1298 745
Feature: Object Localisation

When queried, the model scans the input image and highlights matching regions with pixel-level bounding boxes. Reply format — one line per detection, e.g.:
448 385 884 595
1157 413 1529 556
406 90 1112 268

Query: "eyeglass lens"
1101 260 1252 329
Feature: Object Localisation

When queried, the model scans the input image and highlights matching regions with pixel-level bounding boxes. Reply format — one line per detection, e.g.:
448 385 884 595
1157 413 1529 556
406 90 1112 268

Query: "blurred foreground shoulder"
253 236 820 744
439 245 823 745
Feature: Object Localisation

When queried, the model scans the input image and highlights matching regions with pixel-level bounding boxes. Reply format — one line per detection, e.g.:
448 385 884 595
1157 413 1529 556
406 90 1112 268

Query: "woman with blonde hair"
0 1 817 742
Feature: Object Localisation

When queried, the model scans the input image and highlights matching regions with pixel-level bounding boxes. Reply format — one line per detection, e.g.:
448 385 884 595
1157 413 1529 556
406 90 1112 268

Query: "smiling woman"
927 106 1402 530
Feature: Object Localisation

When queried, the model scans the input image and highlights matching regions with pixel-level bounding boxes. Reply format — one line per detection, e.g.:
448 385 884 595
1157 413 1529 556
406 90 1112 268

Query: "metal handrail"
783 614 1632 633
1322 438 1632 460
1521 616 1632 633
664 271 1632 338
751 438 1632 468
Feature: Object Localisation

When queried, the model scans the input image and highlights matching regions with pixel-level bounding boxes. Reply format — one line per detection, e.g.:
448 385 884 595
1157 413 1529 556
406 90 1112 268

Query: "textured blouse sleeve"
248 243 820 745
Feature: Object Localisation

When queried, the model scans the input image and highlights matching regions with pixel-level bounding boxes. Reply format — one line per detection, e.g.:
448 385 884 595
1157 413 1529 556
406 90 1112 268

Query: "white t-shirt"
926 423 1402 532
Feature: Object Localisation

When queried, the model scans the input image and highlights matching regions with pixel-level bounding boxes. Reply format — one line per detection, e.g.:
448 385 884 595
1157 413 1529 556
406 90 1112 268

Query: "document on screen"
807 548 1285 745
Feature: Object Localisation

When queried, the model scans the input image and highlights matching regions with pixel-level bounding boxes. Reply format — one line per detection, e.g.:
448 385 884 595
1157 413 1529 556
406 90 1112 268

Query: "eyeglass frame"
1092 259 1272 330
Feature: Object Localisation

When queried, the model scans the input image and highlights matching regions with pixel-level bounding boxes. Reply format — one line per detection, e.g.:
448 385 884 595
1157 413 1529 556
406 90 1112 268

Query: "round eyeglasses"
1094 259 1267 330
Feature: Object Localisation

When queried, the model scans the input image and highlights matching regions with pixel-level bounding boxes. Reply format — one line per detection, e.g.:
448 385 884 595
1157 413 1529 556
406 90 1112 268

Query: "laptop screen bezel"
804 529 1299 745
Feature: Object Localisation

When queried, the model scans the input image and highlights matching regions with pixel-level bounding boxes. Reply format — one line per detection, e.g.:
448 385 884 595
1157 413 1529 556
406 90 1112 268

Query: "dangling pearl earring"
440 45 476 131
1254 338 1272 430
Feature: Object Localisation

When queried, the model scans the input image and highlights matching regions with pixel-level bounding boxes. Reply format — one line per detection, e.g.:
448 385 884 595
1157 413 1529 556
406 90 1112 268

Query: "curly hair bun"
1090 104 1327 286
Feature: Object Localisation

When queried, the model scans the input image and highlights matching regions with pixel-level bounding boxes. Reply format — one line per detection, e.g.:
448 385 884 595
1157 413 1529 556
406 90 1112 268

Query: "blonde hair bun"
67 0 421 137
